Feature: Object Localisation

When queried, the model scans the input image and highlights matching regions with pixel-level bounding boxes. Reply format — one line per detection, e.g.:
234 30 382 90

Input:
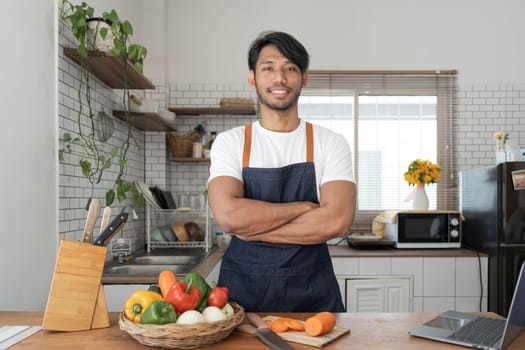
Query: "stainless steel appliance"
385 211 462 248
460 161 525 316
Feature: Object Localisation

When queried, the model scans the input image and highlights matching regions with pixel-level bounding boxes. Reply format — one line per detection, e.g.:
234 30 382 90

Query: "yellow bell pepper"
124 290 164 323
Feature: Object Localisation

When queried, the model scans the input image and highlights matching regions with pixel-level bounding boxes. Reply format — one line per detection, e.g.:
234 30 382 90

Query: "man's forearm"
211 196 318 236
239 181 356 245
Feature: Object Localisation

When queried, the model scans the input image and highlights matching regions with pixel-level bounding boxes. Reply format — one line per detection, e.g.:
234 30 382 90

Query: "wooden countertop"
2 311 523 350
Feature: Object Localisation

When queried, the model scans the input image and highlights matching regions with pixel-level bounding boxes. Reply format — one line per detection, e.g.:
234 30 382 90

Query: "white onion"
202 306 228 322
175 310 206 325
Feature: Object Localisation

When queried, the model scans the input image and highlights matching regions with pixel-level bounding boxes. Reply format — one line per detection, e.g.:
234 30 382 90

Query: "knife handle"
246 313 269 329
82 199 101 243
92 213 129 246
99 207 112 234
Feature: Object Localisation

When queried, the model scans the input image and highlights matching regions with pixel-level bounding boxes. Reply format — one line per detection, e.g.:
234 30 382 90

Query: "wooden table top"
1 311 523 350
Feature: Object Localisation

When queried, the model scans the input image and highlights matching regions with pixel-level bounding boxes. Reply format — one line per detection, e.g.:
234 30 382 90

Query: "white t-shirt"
208 120 355 198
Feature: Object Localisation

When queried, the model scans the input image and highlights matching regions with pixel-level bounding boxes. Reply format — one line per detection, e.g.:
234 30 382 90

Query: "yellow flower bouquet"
404 159 441 186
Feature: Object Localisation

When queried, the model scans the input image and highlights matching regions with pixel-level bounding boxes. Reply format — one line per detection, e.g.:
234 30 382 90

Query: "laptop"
409 261 525 350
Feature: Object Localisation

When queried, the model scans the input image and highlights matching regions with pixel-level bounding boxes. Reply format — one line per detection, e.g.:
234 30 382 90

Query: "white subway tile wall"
166 83 258 194
457 84 525 170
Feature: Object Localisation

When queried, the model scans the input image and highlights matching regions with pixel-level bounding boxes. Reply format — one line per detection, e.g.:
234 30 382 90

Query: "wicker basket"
119 302 245 349
167 134 194 158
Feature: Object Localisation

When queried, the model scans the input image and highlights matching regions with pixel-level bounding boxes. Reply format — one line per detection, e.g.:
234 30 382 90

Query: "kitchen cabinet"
63 48 155 89
331 254 488 312
103 284 149 312
343 276 411 312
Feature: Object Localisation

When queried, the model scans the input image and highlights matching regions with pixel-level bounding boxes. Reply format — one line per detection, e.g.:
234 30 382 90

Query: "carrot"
265 320 274 328
158 270 176 297
304 312 336 336
270 318 290 333
280 317 305 331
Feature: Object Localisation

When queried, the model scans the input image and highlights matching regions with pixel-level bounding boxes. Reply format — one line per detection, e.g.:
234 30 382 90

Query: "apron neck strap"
242 121 314 168
242 123 253 168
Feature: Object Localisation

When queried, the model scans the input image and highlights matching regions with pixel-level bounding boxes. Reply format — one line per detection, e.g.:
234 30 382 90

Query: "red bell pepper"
207 286 229 308
165 279 200 314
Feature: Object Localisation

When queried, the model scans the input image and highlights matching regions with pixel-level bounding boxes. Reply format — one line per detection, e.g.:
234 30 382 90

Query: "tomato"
207 286 229 308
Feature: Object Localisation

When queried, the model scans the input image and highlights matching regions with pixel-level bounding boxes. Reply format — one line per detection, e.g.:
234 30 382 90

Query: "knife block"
42 240 110 331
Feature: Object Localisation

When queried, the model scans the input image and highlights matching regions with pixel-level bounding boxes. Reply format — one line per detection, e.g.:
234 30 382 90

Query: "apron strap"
242 123 253 168
242 122 314 168
306 122 314 163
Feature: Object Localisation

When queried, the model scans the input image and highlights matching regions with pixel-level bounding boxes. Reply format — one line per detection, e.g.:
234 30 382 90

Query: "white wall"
0 0 57 310
167 0 525 85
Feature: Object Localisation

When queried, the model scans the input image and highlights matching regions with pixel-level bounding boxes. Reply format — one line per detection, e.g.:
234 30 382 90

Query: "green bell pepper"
141 300 178 325
183 272 211 312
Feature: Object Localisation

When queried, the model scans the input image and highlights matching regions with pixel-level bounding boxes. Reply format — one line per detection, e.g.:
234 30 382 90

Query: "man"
207 31 356 312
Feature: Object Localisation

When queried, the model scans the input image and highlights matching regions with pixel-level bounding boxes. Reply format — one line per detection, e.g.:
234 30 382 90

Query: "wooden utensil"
81 199 101 243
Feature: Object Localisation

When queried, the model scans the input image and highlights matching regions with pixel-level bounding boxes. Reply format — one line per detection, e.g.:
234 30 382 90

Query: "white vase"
412 185 429 210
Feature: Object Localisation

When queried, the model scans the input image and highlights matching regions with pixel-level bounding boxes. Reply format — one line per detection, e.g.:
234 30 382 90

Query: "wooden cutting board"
42 240 107 331
237 315 350 348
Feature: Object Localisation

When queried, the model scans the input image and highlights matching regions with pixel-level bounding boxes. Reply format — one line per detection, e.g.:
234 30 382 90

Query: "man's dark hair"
248 31 310 75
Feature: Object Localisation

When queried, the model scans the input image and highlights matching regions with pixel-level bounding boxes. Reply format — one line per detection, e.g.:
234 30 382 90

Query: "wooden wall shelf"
171 158 210 162
168 107 256 116
63 48 155 89
113 111 176 131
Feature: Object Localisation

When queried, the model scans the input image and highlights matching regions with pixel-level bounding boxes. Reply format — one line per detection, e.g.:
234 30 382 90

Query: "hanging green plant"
59 0 146 209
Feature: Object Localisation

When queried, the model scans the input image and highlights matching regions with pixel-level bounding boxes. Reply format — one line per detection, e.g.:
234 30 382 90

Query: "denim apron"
218 122 345 312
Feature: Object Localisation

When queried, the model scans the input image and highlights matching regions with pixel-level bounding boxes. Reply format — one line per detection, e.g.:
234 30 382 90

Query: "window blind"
302 70 459 231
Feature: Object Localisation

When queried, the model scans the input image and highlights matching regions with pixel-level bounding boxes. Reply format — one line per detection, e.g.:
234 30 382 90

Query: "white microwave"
385 211 462 248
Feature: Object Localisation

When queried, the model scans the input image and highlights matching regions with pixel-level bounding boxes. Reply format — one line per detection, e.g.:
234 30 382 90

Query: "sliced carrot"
304 312 336 336
265 320 274 328
270 318 289 333
280 317 305 331
158 270 176 297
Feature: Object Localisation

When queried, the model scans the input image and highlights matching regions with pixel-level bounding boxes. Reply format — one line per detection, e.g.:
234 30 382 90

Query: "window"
299 71 458 230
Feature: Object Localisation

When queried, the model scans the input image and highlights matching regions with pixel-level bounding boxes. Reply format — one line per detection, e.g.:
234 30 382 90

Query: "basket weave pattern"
167 134 194 158
119 302 245 349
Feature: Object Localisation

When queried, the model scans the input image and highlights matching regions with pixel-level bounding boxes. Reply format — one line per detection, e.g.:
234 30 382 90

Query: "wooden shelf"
113 111 176 131
168 107 256 116
171 158 210 162
63 48 155 89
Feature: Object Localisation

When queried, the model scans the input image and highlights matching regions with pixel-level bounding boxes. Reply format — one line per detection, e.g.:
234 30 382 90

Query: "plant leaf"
63 133 72 142
80 159 91 177
134 192 145 208
106 189 115 207
100 27 108 40
103 159 112 170
122 20 133 35
85 197 92 211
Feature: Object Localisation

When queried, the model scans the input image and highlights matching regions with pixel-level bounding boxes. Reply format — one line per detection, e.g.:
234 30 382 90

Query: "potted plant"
59 0 147 209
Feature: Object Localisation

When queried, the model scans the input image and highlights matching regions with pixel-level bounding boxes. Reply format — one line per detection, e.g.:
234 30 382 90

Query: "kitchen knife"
98 207 112 234
81 199 101 243
92 212 128 246
246 312 294 350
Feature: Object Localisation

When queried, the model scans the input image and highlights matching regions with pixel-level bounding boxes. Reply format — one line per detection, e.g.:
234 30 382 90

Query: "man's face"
248 44 307 112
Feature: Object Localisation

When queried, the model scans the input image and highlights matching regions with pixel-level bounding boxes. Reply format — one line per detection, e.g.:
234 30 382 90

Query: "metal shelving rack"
145 199 212 253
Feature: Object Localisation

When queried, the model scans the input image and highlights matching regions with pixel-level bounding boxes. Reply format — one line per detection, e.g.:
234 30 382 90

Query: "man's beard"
255 85 301 112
